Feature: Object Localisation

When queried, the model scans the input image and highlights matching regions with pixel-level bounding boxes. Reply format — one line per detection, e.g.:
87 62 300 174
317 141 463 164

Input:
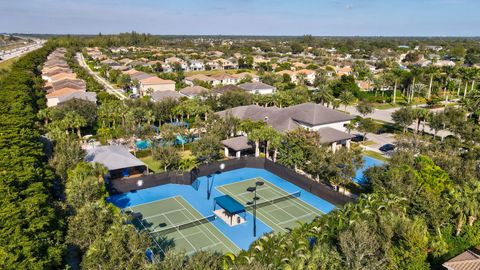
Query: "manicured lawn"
363 150 389 162
0 56 19 71
139 155 162 173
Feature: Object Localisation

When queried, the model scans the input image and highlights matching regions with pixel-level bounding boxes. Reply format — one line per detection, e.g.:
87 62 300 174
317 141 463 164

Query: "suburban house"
231 72 260 83
216 102 355 153
150 90 183 102
213 85 244 95
85 145 148 180
442 249 480 270
185 74 217 86
336 66 353 77
296 69 316 84
238 82 276 95
138 76 176 95
49 79 87 93
179 85 209 98
276 70 297 82
46 88 97 107
45 72 77 83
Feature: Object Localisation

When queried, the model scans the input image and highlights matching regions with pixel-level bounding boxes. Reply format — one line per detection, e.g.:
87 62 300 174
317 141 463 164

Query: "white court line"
174 197 235 252
142 208 187 221
277 212 318 226
163 212 197 252
127 195 182 209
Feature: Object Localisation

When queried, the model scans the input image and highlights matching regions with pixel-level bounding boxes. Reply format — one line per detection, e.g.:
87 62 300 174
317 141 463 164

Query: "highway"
0 37 45 63
76 52 126 100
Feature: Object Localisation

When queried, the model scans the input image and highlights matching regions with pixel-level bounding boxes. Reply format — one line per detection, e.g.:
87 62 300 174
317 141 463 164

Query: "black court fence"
107 157 353 206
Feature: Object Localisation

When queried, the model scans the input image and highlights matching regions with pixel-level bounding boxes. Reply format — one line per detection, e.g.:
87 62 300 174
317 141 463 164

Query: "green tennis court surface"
217 178 323 232
127 196 239 255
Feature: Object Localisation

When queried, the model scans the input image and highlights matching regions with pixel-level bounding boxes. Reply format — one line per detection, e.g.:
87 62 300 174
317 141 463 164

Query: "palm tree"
248 128 263 157
313 85 334 107
91 162 109 183
339 91 355 112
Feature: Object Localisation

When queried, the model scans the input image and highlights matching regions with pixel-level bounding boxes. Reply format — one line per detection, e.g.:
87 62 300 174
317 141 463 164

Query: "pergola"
221 136 254 158
213 195 246 225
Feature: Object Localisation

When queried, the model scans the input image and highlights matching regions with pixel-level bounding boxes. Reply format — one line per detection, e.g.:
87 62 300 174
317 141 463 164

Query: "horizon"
2 0 480 36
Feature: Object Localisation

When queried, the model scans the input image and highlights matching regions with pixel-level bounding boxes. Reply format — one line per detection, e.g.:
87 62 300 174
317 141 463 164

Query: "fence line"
107 157 353 206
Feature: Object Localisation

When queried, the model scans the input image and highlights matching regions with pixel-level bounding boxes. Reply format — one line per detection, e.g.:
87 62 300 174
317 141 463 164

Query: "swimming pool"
135 140 151 150
354 156 385 184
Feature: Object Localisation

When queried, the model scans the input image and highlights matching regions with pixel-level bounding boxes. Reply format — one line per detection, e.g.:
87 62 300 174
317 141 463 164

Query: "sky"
1 0 479 36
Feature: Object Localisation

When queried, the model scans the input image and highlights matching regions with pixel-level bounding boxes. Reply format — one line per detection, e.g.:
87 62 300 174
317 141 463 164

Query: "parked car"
379 144 395 152
351 134 365 142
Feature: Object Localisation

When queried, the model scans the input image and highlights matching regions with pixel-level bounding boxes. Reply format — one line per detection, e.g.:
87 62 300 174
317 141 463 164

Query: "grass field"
0 57 19 71
363 150 389 162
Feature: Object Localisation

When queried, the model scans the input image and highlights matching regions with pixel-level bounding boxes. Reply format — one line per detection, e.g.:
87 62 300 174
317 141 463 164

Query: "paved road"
345 104 453 138
76 53 126 100
0 40 45 62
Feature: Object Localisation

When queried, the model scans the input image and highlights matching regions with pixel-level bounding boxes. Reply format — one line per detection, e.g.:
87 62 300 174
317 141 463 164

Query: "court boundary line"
174 197 239 252
163 211 197 252
217 180 322 232
127 195 183 209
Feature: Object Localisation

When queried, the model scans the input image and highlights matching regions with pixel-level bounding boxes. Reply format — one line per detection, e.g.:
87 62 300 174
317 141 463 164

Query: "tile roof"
221 136 254 151
443 249 480 270
46 87 82 98
238 82 276 91
150 90 183 101
216 103 354 134
179 86 209 97
139 76 175 85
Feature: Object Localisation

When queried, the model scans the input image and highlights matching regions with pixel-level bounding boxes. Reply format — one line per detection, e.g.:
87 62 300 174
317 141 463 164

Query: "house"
185 74 217 86
210 73 237 85
216 103 355 152
357 80 372 91
46 88 97 107
188 60 205 71
231 72 260 83
276 70 297 82
442 249 480 270
296 69 316 84
336 66 353 77
85 145 148 180
138 76 176 95
150 90 183 102
238 82 276 95
213 85 244 95
179 85 209 98
51 79 87 92
48 72 77 83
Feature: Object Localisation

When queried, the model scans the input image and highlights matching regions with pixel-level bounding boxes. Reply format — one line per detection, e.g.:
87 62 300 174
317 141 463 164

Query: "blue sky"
1 0 479 36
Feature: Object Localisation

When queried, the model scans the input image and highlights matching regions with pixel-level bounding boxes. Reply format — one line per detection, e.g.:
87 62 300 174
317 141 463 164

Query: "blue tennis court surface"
108 168 336 253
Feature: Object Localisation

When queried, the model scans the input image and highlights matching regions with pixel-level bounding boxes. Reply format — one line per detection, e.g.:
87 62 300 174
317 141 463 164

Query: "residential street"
76 52 126 100
345 105 453 138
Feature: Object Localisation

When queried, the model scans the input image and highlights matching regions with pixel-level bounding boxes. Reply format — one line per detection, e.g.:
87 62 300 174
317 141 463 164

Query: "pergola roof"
317 127 355 144
221 136 254 151
214 195 245 215
85 145 146 171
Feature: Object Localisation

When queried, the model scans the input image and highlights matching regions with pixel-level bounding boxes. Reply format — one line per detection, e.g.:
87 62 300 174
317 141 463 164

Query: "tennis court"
216 177 323 232
127 196 239 255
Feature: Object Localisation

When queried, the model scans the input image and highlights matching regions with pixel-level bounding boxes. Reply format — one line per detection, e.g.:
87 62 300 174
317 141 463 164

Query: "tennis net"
245 191 301 210
151 215 217 235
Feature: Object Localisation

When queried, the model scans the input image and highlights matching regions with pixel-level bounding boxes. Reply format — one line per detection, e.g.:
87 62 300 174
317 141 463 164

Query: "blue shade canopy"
214 195 245 215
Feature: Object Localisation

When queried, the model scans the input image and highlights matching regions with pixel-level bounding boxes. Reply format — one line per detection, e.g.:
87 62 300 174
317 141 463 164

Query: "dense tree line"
0 42 65 269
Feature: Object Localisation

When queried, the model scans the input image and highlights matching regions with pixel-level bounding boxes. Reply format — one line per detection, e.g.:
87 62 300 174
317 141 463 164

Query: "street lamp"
207 163 226 200
246 181 264 237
